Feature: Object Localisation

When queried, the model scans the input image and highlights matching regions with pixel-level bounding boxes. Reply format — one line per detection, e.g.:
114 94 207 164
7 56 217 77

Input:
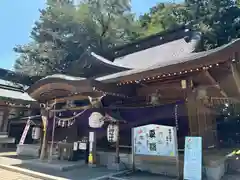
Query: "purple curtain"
47 101 189 147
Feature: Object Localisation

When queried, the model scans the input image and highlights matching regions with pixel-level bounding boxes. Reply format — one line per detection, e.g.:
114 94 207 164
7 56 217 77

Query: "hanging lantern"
32 126 41 140
107 124 119 143
89 112 104 128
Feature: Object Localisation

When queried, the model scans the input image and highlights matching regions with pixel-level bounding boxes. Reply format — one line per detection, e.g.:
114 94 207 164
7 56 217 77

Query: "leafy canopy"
14 0 240 77
14 0 139 77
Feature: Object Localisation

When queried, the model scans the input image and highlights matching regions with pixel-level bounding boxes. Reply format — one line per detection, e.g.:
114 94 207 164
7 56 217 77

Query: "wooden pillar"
185 80 217 148
40 108 48 160
2 108 10 132
185 79 198 136
186 93 199 136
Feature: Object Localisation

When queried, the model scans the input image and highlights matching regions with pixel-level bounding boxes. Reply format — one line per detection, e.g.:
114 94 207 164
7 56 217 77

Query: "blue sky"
0 0 164 70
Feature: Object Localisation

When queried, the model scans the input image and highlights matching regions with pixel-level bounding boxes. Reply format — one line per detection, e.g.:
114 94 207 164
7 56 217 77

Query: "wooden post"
115 120 120 164
184 79 198 136
40 117 48 160
40 108 48 160
48 100 56 162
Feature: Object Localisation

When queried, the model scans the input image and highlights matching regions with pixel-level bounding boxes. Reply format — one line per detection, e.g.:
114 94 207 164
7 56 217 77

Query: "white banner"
19 120 31 145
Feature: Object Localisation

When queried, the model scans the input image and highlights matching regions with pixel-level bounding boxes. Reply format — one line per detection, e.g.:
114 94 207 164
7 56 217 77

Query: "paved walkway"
1 151 240 180
0 168 43 180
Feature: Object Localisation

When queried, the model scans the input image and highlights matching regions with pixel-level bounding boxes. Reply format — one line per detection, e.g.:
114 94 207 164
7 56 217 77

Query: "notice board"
183 136 202 180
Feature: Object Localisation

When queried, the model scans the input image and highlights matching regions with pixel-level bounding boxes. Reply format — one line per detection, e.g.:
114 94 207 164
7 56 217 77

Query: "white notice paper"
73 142 78 151
79 143 87 150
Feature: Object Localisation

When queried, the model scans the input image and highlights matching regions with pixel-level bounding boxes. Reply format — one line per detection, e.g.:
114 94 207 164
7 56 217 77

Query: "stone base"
107 162 126 171
16 144 40 157
204 157 227 180
23 159 85 171
88 163 97 168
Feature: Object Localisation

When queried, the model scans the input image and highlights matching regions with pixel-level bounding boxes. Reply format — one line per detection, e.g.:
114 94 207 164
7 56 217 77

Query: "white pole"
48 99 56 162
131 128 135 171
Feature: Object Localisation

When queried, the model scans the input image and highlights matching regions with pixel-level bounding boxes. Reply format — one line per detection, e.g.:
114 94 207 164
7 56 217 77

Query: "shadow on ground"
14 163 118 180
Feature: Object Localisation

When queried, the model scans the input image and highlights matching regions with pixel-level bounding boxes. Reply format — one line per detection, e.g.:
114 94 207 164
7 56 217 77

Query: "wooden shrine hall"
25 25 240 151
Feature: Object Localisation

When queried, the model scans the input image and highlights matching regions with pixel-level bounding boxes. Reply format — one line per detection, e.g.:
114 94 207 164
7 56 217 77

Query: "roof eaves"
90 52 131 70
96 38 240 83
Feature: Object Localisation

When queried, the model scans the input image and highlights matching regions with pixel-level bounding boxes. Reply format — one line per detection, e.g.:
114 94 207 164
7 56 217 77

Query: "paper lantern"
89 112 104 128
107 124 119 143
32 127 41 140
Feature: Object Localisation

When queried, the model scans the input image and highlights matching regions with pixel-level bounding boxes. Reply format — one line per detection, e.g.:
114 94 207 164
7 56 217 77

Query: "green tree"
185 0 240 51
14 0 140 77
139 3 188 37
138 0 240 51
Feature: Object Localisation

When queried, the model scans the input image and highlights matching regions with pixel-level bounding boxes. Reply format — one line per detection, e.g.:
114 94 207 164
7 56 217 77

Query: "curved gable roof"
97 38 240 83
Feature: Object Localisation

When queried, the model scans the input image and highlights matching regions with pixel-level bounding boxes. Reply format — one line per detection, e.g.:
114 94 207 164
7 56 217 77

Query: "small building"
0 80 39 145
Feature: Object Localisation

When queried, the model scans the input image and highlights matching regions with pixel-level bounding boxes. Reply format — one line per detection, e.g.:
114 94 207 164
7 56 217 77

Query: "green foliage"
14 0 139 77
14 0 240 77
138 0 240 51
185 0 240 51
139 3 188 37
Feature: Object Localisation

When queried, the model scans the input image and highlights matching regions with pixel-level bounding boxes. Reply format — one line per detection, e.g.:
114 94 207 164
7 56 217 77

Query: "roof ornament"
88 95 104 109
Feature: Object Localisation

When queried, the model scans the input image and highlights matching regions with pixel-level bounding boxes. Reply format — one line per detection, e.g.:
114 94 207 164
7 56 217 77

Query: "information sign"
183 136 202 180
133 124 177 157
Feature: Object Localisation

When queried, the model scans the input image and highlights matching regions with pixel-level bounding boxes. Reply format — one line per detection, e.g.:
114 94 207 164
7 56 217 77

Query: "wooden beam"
48 94 93 104
230 63 240 94
203 71 227 97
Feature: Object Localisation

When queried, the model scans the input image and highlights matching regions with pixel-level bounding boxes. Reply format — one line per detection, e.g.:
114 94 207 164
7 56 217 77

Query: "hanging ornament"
107 124 119 143
65 100 76 108
61 120 65 127
32 126 41 140
68 120 71 127
88 96 104 108
89 112 104 128
58 120 61 126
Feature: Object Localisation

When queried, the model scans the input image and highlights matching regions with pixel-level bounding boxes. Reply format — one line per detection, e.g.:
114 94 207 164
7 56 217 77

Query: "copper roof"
96 38 240 83
112 36 199 69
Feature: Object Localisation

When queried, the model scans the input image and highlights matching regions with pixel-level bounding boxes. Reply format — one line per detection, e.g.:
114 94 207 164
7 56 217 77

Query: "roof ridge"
113 25 189 51
99 25 192 60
